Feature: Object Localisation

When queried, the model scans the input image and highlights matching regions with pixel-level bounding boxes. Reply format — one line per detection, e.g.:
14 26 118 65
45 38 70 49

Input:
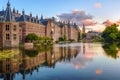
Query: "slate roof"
0 1 78 29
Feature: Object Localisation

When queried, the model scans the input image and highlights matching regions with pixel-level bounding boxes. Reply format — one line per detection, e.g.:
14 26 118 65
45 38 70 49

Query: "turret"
22 9 25 15
13 8 16 13
4 0 15 22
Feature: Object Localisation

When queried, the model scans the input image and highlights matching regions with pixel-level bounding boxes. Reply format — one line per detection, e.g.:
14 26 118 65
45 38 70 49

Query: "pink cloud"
74 64 85 70
103 20 114 26
96 69 103 75
95 3 102 8
116 20 120 25
82 19 96 26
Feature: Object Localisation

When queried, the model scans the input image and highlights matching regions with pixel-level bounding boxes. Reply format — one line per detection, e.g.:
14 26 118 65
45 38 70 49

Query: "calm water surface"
0 43 120 80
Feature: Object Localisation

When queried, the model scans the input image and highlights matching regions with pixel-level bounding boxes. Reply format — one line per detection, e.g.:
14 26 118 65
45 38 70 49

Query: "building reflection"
0 45 78 80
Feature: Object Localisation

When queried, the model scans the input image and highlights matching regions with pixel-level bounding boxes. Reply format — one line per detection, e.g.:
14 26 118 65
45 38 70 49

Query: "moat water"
0 43 120 80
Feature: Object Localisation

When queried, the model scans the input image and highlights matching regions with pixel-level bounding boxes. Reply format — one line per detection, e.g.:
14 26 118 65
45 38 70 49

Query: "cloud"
116 20 120 25
103 19 120 26
82 19 96 26
103 19 114 26
95 3 102 8
57 9 96 26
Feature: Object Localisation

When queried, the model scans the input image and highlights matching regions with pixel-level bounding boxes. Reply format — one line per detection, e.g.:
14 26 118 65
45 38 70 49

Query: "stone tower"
0 0 19 48
82 24 86 33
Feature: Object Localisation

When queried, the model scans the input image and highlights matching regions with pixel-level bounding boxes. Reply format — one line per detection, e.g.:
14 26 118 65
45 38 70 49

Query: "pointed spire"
5 0 14 22
82 24 86 33
7 0 10 7
17 10 19 14
22 9 25 15
13 7 15 13
40 14 43 20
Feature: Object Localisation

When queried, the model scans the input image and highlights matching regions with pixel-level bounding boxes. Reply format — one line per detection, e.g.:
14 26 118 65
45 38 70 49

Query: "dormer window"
31 18 33 22
37 20 39 24
27 18 29 21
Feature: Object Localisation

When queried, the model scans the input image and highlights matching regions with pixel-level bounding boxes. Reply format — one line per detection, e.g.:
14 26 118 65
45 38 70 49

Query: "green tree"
82 33 86 39
102 24 119 42
117 31 120 41
26 33 38 42
59 37 64 41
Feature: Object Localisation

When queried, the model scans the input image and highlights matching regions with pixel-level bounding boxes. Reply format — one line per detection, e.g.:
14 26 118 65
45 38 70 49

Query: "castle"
0 1 80 48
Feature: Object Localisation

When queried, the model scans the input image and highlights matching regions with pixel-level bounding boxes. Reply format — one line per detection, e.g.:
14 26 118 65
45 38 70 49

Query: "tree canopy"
26 33 39 41
102 24 119 42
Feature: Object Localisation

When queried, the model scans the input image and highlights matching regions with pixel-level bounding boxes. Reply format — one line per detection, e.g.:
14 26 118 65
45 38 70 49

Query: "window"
6 34 10 40
6 25 10 31
13 25 16 31
19 35 22 40
13 34 17 40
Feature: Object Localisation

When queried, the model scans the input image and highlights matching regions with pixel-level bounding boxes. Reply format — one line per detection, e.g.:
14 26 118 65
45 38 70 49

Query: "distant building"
0 1 80 48
86 31 102 39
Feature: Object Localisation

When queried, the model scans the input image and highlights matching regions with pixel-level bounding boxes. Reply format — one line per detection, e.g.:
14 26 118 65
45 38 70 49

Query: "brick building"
0 1 80 48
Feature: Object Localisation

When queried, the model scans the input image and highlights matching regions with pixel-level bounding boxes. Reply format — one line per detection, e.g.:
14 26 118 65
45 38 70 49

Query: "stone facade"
0 1 80 48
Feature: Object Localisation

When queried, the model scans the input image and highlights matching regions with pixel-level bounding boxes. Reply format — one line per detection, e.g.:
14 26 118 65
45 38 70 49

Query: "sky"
0 0 120 31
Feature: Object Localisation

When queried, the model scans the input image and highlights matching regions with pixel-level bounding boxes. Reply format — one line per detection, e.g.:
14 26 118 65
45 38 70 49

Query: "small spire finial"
7 0 10 6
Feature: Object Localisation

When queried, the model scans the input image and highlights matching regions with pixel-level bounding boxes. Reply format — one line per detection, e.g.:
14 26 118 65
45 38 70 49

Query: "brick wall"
19 22 45 42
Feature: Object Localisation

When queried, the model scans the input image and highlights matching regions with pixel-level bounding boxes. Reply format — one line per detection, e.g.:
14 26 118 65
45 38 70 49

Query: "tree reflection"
103 43 119 59
23 46 52 57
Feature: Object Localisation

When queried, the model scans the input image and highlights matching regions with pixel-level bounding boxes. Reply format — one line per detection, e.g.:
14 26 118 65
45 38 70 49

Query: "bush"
26 33 38 42
59 37 64 41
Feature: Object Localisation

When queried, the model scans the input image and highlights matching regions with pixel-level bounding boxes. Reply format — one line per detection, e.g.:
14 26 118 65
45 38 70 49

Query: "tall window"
6 34 10 40
13 25 17 31
13 34 17 40
6 25 10 31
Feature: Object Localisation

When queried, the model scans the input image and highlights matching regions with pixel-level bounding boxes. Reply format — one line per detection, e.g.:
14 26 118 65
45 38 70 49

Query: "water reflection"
0 43 120 80
0 45 79 80
102 43 120 59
